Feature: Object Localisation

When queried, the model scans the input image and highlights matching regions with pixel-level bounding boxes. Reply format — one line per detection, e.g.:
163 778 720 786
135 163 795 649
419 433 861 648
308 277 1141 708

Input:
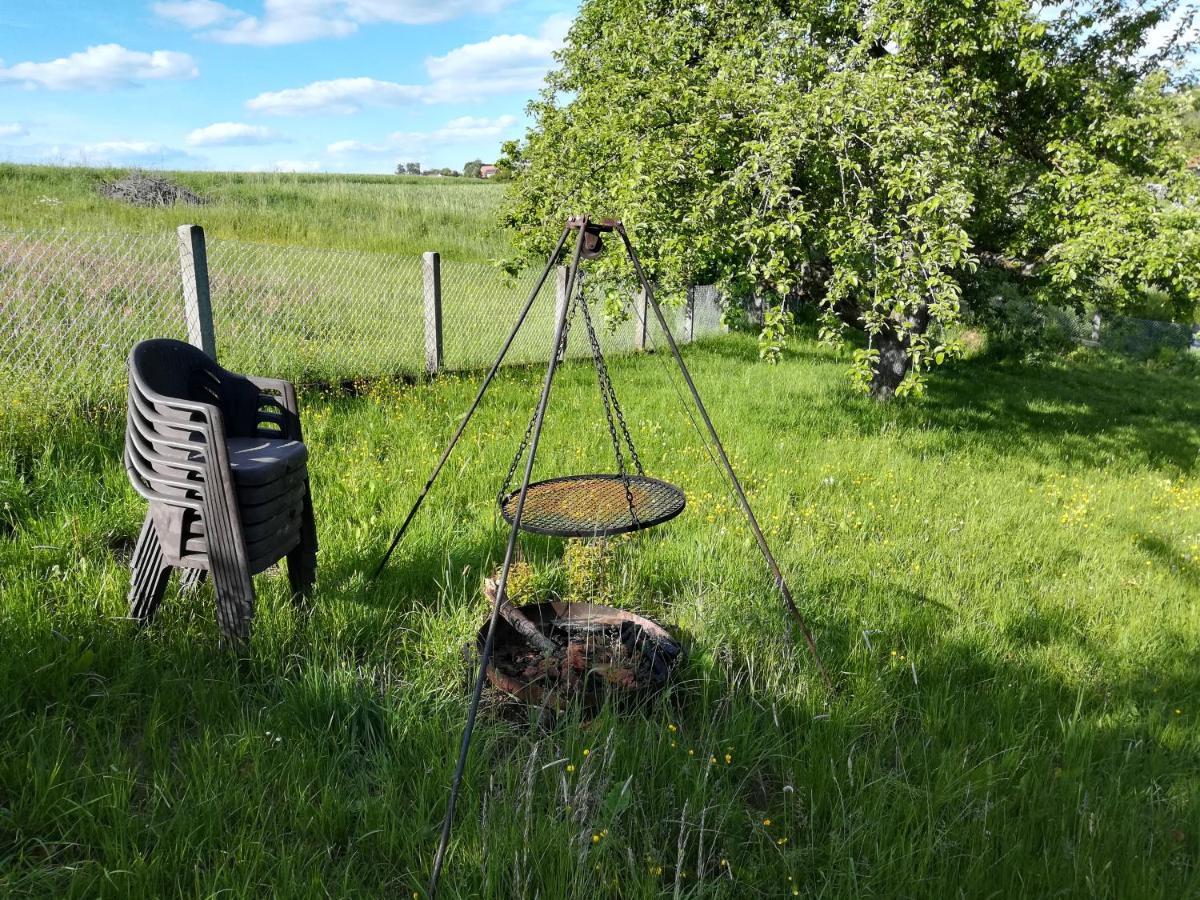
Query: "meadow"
0 164 507 262
2 330 1198 898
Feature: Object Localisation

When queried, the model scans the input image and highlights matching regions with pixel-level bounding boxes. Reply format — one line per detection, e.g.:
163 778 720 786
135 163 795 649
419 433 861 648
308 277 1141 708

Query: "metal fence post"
683 284 696 343
423 251 443 375
555 265 570 361
177 224 215 359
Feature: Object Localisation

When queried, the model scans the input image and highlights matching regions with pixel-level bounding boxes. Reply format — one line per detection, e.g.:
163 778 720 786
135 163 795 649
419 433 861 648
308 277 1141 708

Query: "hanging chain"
498 288 579 502
578 288 644 476
578 288 641 524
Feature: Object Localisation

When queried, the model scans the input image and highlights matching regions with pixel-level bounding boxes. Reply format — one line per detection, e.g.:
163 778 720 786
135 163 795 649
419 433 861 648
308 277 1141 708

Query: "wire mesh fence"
0 226 728 416
1044 305 1199 357
0 229 184 404
204 236 425 383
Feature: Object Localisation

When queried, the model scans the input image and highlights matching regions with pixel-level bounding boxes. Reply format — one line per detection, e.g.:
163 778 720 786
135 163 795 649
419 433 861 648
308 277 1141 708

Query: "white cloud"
0 44 198 91
326 114 518 155
424 17 567 102
246 76 423 115
246 14 569 115
151 0 239 29
155 0 509 46
0 123 28 138
211 7 357 45
187 121 283 146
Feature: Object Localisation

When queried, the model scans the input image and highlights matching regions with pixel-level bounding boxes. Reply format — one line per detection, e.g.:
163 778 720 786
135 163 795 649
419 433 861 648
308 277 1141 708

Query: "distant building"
480 164 498 178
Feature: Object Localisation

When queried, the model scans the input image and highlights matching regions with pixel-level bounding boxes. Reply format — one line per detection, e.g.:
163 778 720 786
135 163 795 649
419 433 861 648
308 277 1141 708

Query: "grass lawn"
1 333 1198 898
0 164 508 262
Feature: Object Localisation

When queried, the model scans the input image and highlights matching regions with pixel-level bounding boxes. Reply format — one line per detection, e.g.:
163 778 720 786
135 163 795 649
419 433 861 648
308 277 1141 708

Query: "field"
0 164 507 262
2 330 1199 897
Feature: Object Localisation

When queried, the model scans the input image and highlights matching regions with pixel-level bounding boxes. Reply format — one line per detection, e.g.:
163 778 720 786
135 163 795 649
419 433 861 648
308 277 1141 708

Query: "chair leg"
286 480 318 605
210 560 255 644
179 567 207 592
128 513 172 624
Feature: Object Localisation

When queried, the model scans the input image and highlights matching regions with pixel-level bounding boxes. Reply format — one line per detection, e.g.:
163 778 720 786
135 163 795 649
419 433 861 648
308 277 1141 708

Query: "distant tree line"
395 159 509 180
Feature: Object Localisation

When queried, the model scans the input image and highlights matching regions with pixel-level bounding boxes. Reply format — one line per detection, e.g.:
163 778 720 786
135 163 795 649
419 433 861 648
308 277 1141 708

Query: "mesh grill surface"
499 474 686 538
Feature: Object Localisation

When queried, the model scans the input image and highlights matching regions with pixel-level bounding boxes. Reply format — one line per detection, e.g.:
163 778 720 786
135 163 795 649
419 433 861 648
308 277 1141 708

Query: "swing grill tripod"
371 215 832 896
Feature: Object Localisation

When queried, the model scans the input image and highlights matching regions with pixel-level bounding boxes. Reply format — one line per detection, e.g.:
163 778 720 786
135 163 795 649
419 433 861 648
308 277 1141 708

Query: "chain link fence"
1045 305 1199 357
0 226 728 415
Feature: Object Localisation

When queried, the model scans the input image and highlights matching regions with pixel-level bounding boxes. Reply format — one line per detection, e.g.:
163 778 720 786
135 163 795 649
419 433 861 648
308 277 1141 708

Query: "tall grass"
0 164 508 262
2 333 1198 897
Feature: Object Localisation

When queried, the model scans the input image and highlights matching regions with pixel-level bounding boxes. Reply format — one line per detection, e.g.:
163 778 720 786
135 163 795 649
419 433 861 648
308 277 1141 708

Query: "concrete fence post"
554 265 570 362
423 251 443 375
633 285 649 351
1090 310 1102 346
1191 324 1200 354
683 284 696 344
177 224 216 359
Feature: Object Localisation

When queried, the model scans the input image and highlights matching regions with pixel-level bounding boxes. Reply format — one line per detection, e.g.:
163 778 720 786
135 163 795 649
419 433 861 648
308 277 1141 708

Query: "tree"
463 159 484 178
397 161 421 176
501 0 1200 399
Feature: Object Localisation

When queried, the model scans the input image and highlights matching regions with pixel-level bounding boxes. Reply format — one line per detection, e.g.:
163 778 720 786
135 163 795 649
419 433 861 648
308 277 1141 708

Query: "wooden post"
423 251 443 375
177 224 215 359
1090 310 1102 346
554 265 570 362
633 285 649 351
683 284 696 343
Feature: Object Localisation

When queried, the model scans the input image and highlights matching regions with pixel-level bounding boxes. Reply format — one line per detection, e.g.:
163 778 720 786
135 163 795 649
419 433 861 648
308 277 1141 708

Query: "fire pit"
474 598 682 710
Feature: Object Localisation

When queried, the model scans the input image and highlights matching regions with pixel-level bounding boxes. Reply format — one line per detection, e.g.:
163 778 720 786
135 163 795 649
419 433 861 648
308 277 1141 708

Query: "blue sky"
0 0 579 173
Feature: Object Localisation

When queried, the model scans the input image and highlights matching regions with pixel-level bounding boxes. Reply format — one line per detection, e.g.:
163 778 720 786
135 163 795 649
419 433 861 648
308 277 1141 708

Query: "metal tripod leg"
372 225 573 579
427 219 591 896
614 223 834 692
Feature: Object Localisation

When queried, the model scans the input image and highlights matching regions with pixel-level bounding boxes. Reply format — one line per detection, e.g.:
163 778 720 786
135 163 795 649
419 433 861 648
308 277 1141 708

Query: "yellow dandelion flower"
566 764 575 773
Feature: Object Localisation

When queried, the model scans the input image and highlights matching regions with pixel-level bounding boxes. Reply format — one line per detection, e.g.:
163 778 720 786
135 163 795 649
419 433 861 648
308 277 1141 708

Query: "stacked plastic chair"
124 338 317 641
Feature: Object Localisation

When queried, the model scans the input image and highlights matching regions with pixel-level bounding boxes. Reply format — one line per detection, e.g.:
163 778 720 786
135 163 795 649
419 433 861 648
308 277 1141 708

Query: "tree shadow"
874 354 1199 474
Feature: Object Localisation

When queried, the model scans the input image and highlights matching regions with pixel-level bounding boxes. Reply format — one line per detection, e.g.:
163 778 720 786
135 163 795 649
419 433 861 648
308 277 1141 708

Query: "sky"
0 0 579 173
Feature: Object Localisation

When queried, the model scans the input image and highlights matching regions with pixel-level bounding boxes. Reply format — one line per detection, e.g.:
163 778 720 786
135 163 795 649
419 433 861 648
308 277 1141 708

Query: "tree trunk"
868 303 930 401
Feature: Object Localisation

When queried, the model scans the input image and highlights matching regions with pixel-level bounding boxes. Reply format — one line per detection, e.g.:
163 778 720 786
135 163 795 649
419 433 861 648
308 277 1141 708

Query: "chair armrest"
248 375 303 440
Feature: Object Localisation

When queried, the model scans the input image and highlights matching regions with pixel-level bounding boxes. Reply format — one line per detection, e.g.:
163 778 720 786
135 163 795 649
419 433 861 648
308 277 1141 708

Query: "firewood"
484 576 558 654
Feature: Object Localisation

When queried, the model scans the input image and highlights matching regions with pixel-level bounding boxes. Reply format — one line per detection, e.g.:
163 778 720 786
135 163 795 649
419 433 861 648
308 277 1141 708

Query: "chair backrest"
129 339 261 436
126 339 258 509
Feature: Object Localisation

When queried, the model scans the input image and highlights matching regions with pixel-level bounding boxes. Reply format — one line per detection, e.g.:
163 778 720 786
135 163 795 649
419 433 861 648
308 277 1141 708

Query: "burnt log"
484 577 558 654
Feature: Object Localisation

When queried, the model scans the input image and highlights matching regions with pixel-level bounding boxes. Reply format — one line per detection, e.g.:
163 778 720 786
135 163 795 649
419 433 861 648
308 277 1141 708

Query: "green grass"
2 334 1199 898
0 164 508 262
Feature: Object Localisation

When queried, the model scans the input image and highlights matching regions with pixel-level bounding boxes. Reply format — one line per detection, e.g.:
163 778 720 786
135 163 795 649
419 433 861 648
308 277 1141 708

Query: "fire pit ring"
474 600 682 710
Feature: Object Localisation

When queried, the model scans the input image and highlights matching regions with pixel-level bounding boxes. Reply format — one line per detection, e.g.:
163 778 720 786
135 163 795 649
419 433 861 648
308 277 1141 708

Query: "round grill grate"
499 474 686 538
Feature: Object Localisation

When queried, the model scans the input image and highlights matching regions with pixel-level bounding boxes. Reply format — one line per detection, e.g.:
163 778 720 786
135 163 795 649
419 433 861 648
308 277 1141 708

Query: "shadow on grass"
908 353 1200 473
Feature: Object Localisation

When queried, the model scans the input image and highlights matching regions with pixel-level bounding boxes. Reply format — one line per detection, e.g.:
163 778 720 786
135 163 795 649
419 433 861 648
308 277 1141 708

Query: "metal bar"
428 220 590 896
372 226 572 579
614 224 833 692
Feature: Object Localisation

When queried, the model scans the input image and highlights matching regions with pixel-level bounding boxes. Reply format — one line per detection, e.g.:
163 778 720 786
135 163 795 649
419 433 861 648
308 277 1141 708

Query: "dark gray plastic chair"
124 338 317 641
